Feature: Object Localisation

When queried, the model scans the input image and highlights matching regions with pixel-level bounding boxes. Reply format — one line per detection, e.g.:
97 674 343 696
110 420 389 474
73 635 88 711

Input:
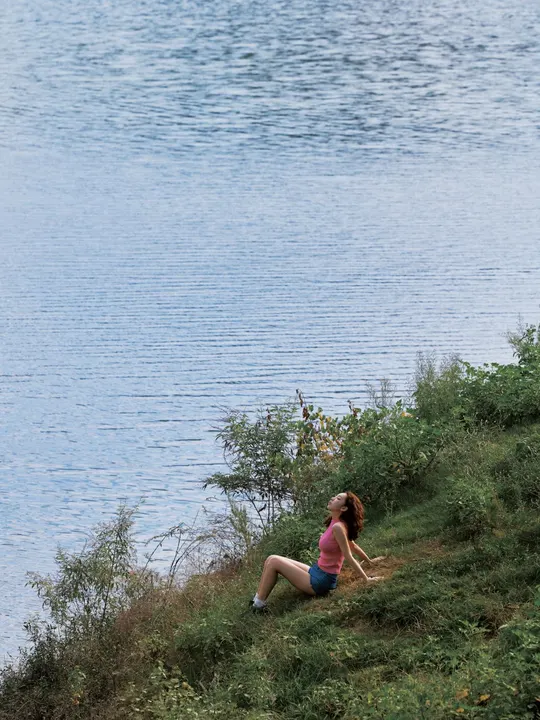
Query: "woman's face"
327 492 347 513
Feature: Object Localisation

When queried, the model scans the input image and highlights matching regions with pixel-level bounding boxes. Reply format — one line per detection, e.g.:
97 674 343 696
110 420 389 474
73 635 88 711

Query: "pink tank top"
317 518 345 574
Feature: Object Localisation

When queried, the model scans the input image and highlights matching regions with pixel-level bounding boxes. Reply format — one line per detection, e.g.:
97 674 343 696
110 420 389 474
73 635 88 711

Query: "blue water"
1 0 540 661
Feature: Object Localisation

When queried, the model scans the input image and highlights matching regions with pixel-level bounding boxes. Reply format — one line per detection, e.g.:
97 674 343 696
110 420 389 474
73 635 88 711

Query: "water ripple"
1 0 540 661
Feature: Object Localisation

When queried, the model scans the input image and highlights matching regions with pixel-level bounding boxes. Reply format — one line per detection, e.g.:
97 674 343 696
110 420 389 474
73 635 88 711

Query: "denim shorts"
308 563 338 596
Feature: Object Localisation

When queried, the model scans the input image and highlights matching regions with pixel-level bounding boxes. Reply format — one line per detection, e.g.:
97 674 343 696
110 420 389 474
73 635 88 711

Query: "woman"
250 491 384 610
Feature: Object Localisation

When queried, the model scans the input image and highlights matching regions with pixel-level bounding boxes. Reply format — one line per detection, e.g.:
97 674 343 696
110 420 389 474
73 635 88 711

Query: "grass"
64 485 538 720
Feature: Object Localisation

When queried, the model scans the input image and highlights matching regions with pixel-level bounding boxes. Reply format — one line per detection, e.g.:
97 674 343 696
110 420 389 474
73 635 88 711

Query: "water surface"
1 0 540 660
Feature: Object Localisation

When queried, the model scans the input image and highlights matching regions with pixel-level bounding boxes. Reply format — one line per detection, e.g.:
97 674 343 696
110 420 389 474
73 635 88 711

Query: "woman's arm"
349 541 372 563
349 541 386 566
333 524 378 581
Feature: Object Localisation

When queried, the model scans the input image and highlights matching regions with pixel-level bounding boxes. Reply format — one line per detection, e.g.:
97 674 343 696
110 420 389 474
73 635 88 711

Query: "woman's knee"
264 554 281 568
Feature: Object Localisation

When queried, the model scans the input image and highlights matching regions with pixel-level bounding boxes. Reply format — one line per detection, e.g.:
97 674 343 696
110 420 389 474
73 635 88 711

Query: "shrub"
290 459 342 516
0 507 154 720
413 323 540 430
507 321 540 365
204 403 298 529
256 512 322 566
460 360 540 428
26 505 141 640
413 353 465 425
457 323 540 428
118 661 251 720
444 474 499 540
339 407 445 511
492 431 540 509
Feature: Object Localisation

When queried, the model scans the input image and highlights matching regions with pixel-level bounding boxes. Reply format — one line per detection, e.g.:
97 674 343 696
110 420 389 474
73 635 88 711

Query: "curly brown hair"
324 491 364 540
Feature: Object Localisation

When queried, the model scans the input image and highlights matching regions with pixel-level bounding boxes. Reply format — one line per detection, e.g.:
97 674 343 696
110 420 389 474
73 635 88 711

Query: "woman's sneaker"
249 599 269 613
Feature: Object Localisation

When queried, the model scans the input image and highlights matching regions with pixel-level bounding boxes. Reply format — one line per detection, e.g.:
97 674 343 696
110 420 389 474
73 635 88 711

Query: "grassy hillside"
1 326 540 719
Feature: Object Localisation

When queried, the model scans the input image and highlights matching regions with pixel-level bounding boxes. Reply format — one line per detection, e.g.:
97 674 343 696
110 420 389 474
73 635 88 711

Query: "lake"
1 0 539 661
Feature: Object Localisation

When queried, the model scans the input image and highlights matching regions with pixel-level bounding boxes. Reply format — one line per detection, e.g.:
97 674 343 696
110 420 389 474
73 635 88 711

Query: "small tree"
507 320 540 365
27 505 139 639
204 404 298 530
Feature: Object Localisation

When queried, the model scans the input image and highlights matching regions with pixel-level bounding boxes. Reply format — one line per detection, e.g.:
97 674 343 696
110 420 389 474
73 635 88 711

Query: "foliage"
507 320 540 365
444 473 500 540
173 599 262 686
298 392 446 512
491 429 540 509
27 506 139 639
413 323 540 430
118 661 248 719
204 404 298 529
413 352 465 425
289 458 342 516
460 358 540 427
295 390 364 463
339 405 445 510
0 507 150 720
256 512 322 566
150 497 260 581
199 496 259 571
457 323 540 428
2 494 540 720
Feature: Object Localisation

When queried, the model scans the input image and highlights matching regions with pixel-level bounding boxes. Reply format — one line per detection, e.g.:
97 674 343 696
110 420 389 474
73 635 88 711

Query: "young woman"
250 491 384 610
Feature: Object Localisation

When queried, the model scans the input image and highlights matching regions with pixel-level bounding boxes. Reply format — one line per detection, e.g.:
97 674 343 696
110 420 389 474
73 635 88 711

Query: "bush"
257 512 322 566
457 323 540 428
413 353 465 425
492 431 540 509
460 360 540 428
27 506 140 639
0 507 152 720
290 459 342 516
444 474 499 540
339 407 445 511
507 321 540 365
204 404 298 530
413 323 540 430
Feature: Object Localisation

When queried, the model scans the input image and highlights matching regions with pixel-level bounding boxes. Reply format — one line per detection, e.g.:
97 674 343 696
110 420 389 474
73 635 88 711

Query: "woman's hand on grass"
369 556 387 565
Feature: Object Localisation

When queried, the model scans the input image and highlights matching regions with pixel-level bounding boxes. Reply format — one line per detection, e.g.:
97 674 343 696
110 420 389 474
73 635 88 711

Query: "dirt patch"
337 538 450 594
338 555 405 592
405 537 450 560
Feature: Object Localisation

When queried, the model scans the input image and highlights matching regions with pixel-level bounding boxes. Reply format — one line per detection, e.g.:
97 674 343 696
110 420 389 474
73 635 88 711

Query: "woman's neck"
330 511 343 522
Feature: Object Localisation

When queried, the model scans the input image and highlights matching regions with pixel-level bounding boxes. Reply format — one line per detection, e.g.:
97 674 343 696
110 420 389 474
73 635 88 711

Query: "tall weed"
413 352 464 425
444 473 500 540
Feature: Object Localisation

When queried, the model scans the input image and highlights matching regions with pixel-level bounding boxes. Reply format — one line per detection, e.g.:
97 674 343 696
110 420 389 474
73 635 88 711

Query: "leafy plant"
204 404 298 529
413 352 465 425
460 359 540 427
492 431 540 509
295 390 363 463
339 406 445 510
507 320 540 365
27 505 140 638
457 323 540 428
445 474 499 540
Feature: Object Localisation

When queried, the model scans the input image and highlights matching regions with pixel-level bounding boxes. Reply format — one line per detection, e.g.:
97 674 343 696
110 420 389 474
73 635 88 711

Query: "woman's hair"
324 491 364 540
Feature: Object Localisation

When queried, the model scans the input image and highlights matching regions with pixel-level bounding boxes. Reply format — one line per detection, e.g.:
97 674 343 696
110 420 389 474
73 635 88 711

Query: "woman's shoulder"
331 520 347 536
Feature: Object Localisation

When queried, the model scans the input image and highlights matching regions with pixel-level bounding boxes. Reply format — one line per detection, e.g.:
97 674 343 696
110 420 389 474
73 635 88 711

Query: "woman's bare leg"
256 555 316 601
288 558 311 572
